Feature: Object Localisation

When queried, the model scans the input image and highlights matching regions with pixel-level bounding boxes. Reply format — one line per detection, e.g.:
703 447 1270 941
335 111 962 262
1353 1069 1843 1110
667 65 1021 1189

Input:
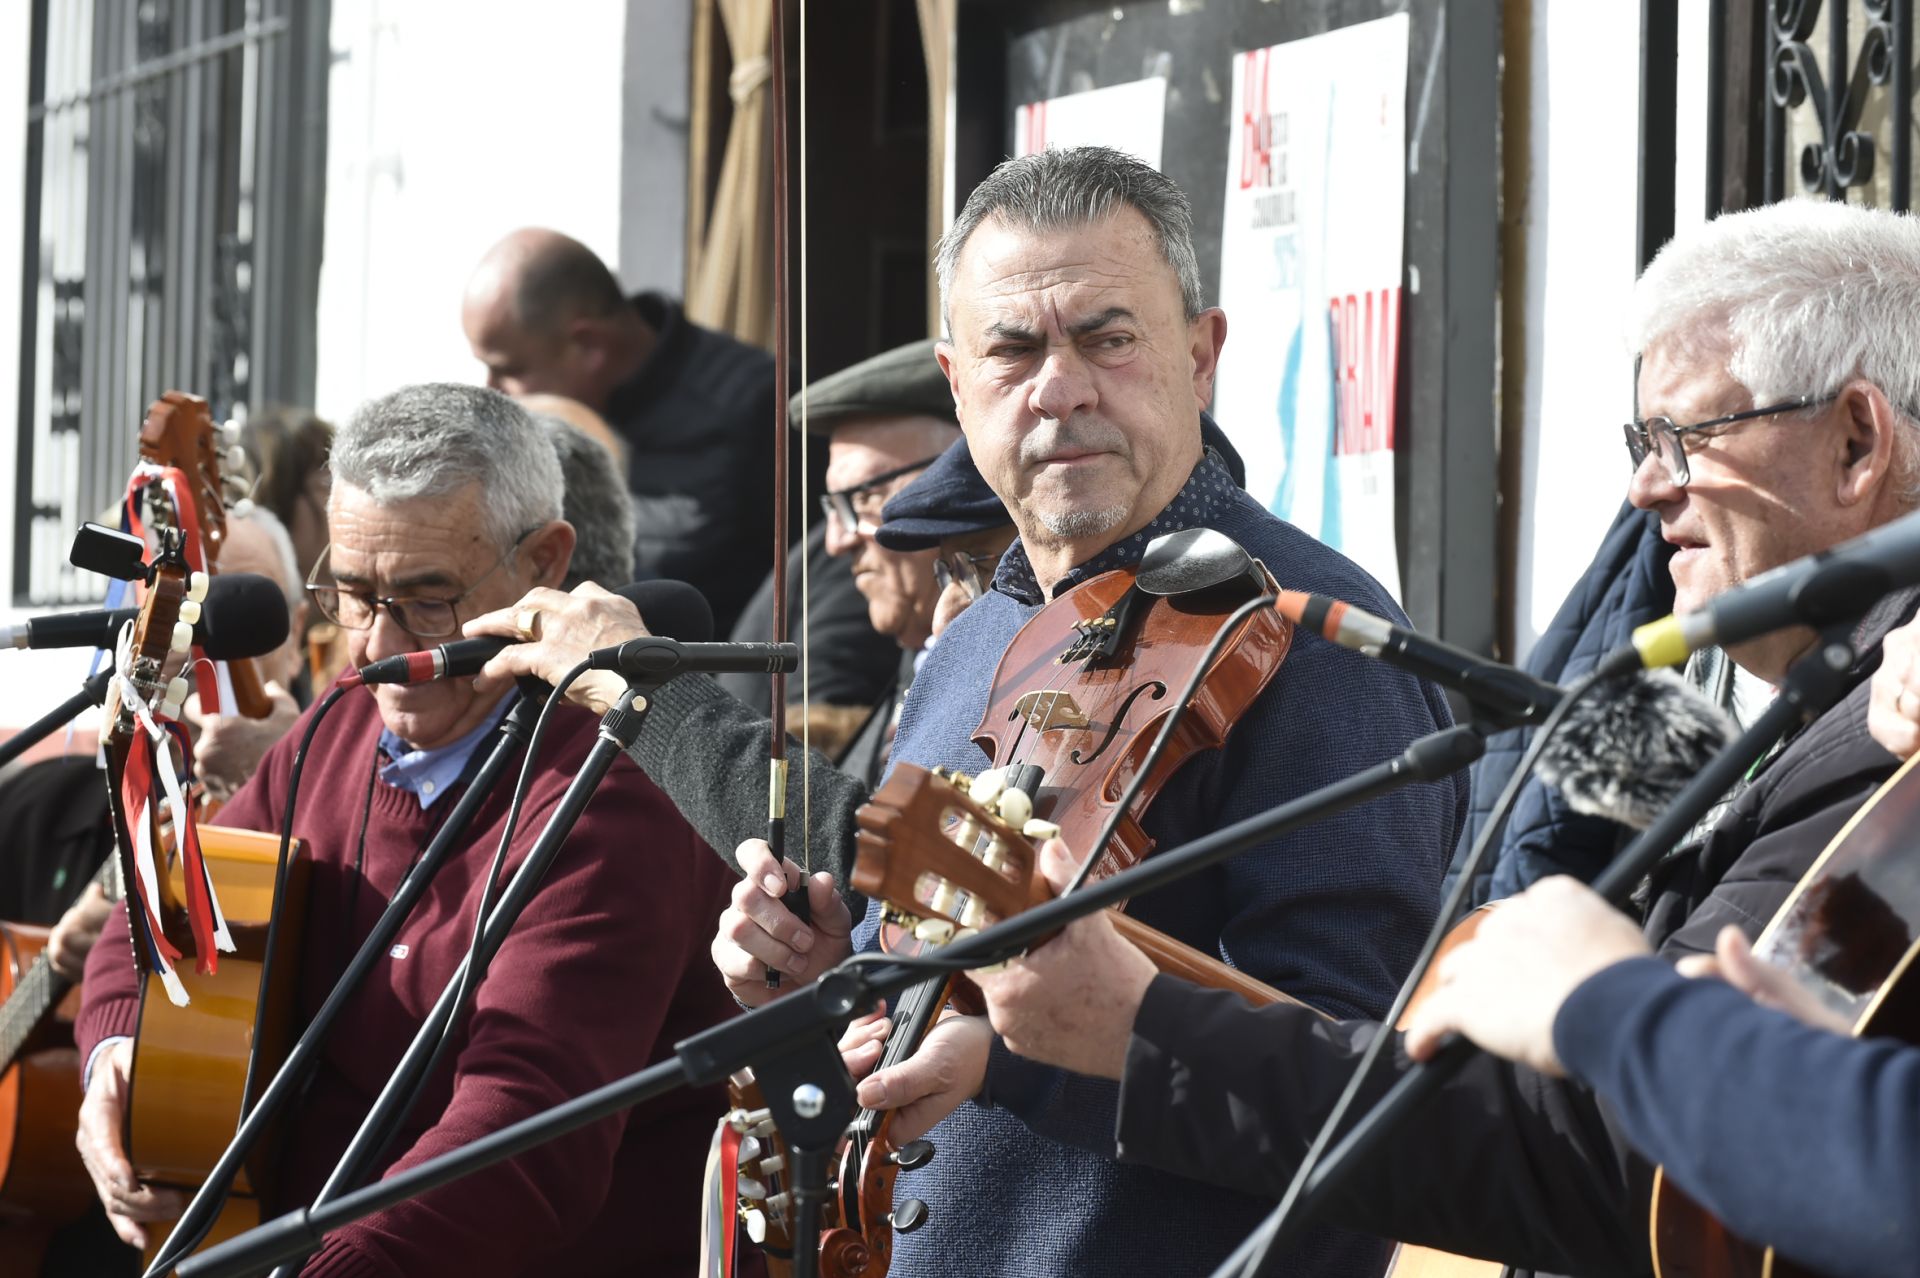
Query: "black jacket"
1113 586 1917 1277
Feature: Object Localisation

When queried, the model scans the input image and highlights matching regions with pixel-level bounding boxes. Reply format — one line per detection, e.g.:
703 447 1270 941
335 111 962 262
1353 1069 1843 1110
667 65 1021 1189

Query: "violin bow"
767 0 812 985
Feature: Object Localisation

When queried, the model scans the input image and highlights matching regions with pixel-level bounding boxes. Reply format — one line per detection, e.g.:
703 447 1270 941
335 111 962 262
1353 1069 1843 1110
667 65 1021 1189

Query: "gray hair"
1629 200 1920 503
934 146 1203 329
230 504 303 613
332 383 563 548
538 416 637 589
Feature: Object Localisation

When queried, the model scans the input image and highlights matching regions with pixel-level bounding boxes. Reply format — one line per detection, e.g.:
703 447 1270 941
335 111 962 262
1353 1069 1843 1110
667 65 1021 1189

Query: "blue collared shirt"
376 691 517 809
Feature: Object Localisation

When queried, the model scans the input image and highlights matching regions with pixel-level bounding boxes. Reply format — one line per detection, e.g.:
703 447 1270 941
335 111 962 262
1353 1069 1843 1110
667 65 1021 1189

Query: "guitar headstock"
851 763 1058 945
139 391 242 566
104 526 205 742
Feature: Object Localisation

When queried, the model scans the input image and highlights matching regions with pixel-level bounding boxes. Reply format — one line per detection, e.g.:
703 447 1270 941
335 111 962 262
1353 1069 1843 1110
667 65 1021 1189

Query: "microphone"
586 638 800 680
0 573 290 661
1275 591 1563 729
351 580 715 686
1533 669 1736 829
1601 507 1920 676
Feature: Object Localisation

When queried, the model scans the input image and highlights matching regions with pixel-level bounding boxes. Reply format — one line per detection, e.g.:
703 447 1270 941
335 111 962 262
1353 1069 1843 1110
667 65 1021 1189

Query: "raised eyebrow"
984 320 1041 344
330 569 461 593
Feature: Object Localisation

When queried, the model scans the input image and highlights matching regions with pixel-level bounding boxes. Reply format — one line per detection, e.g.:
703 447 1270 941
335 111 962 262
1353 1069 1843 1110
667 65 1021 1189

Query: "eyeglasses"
933 549 1001 601
818 457 940 532
1623 393 1836 487
306 527 536 639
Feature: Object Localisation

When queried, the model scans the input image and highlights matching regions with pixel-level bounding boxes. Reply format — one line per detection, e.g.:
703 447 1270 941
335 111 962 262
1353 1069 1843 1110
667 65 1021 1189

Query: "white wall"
1510 0 1710 661
315 0 629 420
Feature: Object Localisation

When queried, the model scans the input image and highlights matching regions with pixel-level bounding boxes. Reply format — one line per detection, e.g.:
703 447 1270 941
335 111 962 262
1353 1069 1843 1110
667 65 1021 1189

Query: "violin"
727 528 1300 1277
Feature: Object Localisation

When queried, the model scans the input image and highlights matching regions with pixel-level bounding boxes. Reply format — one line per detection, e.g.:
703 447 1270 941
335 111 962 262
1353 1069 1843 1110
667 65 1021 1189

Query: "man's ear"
1836 380 1902 509
934 340 965 428
524 519 578 589
1189 308 1228 409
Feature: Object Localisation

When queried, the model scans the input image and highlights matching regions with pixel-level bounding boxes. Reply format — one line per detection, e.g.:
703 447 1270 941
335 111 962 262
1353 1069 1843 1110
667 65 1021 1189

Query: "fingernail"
787 956 809 977
763 873 786 895
791 929 814 952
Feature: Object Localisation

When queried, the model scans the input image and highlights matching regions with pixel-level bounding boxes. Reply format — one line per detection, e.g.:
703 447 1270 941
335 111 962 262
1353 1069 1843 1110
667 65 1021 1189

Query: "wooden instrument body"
128 823 308 1269
0 923 91 1226
1651 751 1920 1278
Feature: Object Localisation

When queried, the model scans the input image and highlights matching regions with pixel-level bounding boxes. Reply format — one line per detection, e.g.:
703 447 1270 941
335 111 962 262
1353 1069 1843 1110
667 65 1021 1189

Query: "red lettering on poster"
1329 286 1401 455
1239 50 1272 190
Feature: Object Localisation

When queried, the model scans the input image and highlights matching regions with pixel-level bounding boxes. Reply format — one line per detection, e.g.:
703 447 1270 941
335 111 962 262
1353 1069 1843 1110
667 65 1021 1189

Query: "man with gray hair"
537 412 638 589
969 199 1920 1277
74 384 739 1275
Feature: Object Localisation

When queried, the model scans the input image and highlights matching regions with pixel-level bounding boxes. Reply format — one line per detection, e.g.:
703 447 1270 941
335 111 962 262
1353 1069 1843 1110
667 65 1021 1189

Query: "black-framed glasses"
933 549 1001 601
1623 393 1836 486
306 527 537 639
818 457 940 531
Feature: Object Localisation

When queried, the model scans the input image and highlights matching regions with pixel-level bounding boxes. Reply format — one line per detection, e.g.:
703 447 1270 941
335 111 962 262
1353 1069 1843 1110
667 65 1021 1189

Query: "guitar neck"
0 956 69 1075
1108 912 1323 1017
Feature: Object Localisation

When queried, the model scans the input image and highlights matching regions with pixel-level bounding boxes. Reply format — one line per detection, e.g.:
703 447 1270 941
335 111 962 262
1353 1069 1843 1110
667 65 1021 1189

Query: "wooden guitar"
1649 749 1920 1278
850 762 1498 1278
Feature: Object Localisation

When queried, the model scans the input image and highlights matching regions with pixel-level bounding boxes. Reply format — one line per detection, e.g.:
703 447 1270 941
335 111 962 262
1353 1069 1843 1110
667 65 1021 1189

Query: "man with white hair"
970 199 1920 1276
73 384 738 1275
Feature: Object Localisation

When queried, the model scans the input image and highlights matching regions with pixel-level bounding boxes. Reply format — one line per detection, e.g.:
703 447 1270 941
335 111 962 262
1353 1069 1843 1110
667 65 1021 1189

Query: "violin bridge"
1013 691 1089 732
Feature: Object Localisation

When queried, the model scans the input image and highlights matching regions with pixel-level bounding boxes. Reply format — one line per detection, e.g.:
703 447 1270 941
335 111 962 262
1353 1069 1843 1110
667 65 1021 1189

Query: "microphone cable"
144 680 356 1278
1212 667 1614 1278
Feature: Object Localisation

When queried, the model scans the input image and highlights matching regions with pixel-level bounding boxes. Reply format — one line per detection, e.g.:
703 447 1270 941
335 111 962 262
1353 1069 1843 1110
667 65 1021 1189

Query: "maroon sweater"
77 686 739 1276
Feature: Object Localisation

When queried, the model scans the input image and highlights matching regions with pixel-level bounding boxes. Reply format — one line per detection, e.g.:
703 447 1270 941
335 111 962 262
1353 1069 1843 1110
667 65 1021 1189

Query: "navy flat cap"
876 437 1011 551
794 339 957 434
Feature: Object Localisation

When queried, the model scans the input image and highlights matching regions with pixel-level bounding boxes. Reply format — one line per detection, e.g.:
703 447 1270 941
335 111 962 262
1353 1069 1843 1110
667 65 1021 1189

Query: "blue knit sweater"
853 455 1468 1276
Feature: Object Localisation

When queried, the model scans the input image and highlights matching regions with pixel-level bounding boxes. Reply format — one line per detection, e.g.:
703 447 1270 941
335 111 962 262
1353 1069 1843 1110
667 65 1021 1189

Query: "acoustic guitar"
1649 749 1920 1278
848 762 1497 1278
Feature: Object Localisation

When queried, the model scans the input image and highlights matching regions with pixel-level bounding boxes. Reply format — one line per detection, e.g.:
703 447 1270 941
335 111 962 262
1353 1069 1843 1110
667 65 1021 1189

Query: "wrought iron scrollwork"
1768 0 1911 203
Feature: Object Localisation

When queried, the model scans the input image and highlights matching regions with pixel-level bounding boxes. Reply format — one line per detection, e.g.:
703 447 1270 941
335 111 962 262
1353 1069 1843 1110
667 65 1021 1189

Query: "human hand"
1403 877 1653 1076
187 680 300 802
76 1039 186 1248
853 1011 993 1145
837 1009 892 1080
969 838 1156 1081
1868 617 1920 761
48 882 112 982
466 583 648 715
710 839 854 1008
1674 925 1852 1034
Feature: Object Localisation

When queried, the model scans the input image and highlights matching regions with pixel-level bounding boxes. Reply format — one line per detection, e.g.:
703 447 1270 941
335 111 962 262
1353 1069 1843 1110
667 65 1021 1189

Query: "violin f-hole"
1070 680 1168 767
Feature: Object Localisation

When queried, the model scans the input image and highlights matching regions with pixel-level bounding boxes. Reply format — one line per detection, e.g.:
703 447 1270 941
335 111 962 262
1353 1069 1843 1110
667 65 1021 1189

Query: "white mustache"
1019 417 1129 466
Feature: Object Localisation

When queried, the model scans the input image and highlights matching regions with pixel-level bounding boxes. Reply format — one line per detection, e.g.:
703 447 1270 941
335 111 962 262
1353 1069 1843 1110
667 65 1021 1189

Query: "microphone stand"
0 667 113 770
175 722 1485 1278
1216 631 1863 1277
254 682 659 1278
142 681 551 1278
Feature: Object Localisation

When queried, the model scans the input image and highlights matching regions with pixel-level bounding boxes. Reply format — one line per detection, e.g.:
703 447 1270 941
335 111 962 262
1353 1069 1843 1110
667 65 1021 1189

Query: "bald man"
462 228 775 631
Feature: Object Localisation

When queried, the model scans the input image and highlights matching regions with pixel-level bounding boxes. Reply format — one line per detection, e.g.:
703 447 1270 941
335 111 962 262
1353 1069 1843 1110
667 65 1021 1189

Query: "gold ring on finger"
515 607 544 641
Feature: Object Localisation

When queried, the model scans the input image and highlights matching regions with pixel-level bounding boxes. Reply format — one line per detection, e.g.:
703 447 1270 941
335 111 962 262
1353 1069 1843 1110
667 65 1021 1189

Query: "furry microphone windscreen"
1535 670 1737 830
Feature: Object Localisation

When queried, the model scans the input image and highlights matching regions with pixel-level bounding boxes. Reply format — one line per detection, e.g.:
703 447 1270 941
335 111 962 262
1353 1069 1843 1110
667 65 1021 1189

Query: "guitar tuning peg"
738 1135 764 1162
171 621 194 654
178 599 202 625
994 787 1032 828
740 1206 767 1244
187 572 210 603
1023 818 1062 842
913 917 956 946
967 768 1006 805
886 1138 934 1170
736 1173 767 1201
888 1199 929 1234
758 1154 785 1175
766 1191 793 1216
227 444 248 472
165 676 191 706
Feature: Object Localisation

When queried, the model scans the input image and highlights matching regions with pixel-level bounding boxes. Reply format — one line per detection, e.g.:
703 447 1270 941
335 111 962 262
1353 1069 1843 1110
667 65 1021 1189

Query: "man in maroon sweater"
74 383 739 1276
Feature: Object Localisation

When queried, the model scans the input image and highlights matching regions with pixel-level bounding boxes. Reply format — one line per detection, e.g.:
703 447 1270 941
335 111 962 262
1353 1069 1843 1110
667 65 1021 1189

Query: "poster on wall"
1214 14 1409 599
1014 77 1167 167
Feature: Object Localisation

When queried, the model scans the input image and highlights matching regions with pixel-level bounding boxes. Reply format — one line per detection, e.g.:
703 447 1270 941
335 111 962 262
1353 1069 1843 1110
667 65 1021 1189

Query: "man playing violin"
73 384 738 1275
968 199 1920 1278
478 146 1466 1276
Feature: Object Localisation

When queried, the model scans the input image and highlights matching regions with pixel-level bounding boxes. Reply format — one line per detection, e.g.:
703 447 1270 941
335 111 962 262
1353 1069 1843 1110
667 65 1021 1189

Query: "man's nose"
1626 450 1682 510
824 512 861 557
1028 348 1098 423
361 608 422 663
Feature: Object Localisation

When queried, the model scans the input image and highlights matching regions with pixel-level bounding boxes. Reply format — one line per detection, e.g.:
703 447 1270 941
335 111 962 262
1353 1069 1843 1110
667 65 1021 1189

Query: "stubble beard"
1021 415 1133 542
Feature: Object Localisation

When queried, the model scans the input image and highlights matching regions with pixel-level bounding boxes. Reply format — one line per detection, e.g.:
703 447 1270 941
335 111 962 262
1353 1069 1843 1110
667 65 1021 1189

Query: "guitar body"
1651 751 1920 1278
127 824 308 1273
0 923 91 1227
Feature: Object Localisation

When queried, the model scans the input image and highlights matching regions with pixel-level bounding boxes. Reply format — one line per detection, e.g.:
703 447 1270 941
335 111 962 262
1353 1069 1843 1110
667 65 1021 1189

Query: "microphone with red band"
1276 590 1563 730
347 579 717 687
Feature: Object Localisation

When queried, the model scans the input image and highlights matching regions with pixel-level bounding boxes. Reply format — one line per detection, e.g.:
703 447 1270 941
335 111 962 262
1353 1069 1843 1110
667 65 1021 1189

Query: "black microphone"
586 637 800 680
0 573 290 661
1533 669 1736 829
1599 506 1920 677
351 580 716 686
1275 590 1563 729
